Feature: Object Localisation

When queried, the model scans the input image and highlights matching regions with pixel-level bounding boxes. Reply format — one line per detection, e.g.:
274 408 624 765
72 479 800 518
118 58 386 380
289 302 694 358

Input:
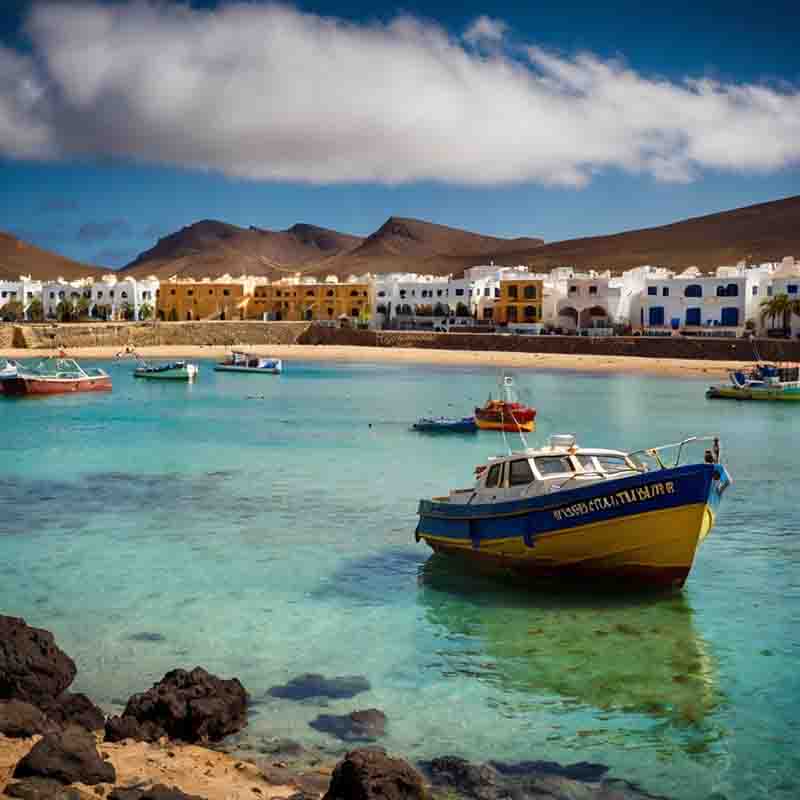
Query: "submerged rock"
0 700 55 738
0 616 77 704
268 673 371 701
127 633 167 643
14 725 116 786
309 709 386 742
323 748 426 800
115 667 248 743
421 755 670 800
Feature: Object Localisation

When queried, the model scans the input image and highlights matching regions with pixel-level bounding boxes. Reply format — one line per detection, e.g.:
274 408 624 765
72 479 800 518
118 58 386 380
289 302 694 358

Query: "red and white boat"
474 375 536 432
0 357 112 396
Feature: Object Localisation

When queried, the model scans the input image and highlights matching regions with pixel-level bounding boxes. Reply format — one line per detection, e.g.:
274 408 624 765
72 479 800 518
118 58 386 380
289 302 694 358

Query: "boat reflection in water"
418 554 720 726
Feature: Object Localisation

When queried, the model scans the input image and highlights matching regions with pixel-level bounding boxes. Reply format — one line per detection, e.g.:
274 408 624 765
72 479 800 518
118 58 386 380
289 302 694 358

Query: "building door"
686 308 701 326
648 307 664 326
721 307 739 326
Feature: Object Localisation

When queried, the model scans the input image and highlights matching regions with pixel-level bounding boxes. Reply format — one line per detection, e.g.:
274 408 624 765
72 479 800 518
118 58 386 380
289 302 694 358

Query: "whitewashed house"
766 257 800 337
638 265 772 336
0 276 42 318
372 273 474 329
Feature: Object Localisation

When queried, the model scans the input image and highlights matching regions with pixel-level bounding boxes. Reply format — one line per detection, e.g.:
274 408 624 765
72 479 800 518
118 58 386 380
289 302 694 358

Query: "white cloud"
0 1 798 187
463 15 508 46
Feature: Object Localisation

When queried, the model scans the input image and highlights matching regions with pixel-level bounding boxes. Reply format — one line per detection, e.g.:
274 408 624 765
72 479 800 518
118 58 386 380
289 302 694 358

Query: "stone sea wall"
4 321 800 361
303 326 800 362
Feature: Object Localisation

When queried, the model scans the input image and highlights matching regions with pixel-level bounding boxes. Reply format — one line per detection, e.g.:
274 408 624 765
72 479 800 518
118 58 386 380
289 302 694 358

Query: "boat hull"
134 367 197 381
707 385 800 401
0 375 112 395
416 463 729 590
214 365 281 374
475 418 535 432
413 418 477 433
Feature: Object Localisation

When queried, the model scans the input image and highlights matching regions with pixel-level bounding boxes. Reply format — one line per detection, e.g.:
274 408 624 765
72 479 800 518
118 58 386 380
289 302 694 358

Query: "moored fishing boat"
0 358 112 396
707 363 800 401
214 351 282 374
475 375 536 432
133 360 199 381
416 434 731 590
412 416 478 433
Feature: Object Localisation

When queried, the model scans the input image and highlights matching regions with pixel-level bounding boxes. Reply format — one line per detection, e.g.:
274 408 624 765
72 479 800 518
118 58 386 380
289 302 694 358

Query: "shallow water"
1 359 798 799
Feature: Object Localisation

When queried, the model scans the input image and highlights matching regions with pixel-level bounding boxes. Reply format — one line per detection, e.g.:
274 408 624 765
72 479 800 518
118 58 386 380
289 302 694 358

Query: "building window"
648 306 665 326
223 289 230 296
378 291 386 297
484 288 490 297
524 285 537 299
328 307 334 316
524 305 536 318
507 307 517 322
684 284 702 298
768 286 773 296
721 307 740 326
494 288 500 298
686 308 701 326
647 287 657 296
437 289 443 297
662 287 669 297
508 285 518 299
569 285 578 294
170 289 176 295
588 286 598 295
351 307 359 317
187 290 193 296
455 289 464 296
327 289 334 297
307 290 314 297
121 292 128 299
350 290 359 297
789 285 798 295
752 286 758 296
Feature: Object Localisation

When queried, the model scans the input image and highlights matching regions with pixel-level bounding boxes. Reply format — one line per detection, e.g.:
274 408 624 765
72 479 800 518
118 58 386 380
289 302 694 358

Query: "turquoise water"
1 359 798 799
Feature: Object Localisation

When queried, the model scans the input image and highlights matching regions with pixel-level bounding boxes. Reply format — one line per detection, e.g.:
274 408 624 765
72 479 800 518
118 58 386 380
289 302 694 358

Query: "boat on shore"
416 434 731 590
475 375 536 432
707 363 800 401
0 357 112 396
412 416 478 433
214 352 282 374
0 359 19 379
133 360 199 381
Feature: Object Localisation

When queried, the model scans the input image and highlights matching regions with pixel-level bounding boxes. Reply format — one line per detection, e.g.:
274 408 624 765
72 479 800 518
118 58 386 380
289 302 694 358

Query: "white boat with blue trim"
214 351 282 374
416 434 731 590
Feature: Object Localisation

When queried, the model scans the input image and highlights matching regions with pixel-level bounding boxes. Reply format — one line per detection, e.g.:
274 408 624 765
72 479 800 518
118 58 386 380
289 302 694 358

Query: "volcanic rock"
0 700 54 738
323 748 425 800
0 616 76 704
5 777 86 799
40 692 105 732
116 667 247 743
104 715 164 744
108 785 207 800
267 673 371 701
309 709 386 742
13 725 116 786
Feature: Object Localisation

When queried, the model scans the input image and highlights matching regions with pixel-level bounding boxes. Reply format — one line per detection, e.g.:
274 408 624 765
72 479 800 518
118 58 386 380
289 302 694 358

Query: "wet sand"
0 344 738 378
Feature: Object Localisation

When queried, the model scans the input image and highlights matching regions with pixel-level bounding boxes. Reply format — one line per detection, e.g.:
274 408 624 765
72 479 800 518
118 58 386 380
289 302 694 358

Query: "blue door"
721 307 739 326
648 306 665 326
686 308 701 326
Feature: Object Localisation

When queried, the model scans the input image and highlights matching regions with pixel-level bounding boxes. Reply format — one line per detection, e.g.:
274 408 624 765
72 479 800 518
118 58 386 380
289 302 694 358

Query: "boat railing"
628 435 721 469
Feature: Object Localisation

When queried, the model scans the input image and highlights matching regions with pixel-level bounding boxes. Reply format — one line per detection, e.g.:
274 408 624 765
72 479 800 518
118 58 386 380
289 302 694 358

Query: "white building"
0 276 43 319
372 273 474 329
765 257 800 337
637 264 772 336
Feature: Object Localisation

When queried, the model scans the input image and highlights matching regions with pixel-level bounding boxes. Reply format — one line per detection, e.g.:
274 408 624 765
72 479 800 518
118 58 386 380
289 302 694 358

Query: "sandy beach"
0 344 739 378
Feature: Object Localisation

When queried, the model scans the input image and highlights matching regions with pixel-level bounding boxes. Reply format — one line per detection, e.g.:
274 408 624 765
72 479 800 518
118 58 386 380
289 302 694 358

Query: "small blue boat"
412 416 478 433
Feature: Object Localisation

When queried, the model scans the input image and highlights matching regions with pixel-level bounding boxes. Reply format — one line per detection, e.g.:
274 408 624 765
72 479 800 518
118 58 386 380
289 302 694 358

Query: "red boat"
0 358 112 396
474 375 536 432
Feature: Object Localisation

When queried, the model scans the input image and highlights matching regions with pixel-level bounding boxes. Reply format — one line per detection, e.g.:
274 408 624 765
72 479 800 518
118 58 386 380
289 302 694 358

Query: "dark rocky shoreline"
1 614 670 800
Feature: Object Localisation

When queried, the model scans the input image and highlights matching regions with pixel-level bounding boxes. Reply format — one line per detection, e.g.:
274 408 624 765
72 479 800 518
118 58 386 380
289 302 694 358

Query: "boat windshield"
534 456 575 476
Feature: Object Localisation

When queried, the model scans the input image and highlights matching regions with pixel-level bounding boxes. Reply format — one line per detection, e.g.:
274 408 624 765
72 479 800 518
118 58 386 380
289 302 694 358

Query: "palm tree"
760 293 793 335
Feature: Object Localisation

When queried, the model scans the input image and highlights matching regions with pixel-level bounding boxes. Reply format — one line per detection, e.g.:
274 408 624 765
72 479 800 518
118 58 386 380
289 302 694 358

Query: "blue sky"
0 0 798 268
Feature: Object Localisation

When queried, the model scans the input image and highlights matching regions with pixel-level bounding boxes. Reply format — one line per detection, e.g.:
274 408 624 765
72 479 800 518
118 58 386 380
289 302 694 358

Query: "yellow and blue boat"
416 434 731 590
707 363 800 401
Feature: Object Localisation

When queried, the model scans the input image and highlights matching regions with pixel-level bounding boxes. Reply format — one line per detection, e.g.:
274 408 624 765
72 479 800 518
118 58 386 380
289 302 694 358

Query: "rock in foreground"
0 701 55 739
111 667 247 743
13 725 116 786
108 784 207 800
323 748 425 800
0 616 77 705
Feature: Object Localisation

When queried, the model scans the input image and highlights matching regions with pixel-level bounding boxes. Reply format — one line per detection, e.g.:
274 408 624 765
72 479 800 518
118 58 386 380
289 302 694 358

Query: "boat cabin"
449 435 641 504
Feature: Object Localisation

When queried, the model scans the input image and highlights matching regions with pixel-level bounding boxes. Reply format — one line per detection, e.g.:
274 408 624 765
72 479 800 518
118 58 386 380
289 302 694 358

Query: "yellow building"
495 279 544 325
248 282 370 323
157 282 247 321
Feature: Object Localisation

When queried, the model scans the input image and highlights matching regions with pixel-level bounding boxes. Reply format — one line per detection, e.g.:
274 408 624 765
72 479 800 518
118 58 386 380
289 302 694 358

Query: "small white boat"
133 360 199 381
214 351 282 374
0 359 19 380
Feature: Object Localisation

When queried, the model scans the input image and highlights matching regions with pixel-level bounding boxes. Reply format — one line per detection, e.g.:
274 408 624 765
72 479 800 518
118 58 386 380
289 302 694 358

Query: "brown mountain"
0 232 109 282
302 216 544 278
122 220 363 280
514 195 800 273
